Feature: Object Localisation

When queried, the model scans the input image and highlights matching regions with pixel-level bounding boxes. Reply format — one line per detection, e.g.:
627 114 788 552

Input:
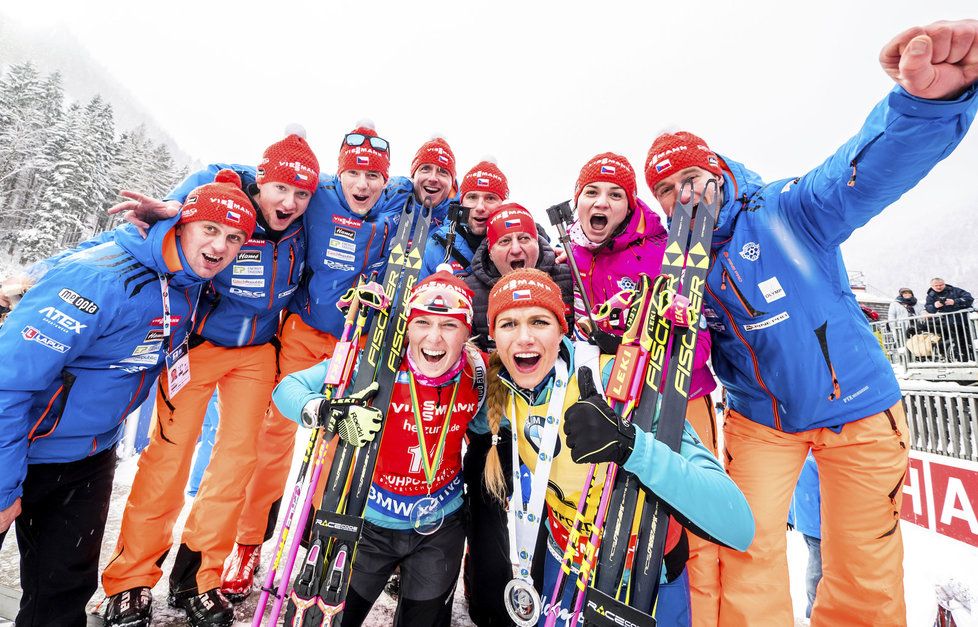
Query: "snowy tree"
0 63 189 264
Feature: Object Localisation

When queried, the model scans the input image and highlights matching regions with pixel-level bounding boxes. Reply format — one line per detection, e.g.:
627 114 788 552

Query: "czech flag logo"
655 159 672 174
477 177 490 187
225 210 241 223
356 156 369 166
513 289 531 301
600 165 616 175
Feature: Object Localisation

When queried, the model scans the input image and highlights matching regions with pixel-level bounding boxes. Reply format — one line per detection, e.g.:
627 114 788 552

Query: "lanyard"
157 273 202 346
407 373 461 491
507 359 568 584
157 273 173 339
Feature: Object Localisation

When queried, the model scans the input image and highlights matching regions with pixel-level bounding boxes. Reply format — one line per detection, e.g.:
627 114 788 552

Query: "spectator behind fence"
925 278 975 361
888 288 920 324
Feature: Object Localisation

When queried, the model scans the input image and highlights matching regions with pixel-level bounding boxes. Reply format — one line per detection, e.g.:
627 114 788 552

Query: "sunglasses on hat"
342 133 390 153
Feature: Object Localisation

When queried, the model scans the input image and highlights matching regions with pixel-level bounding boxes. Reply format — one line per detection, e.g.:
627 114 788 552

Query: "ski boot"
168 588 235 627
220 542 261 601
103 586 153 627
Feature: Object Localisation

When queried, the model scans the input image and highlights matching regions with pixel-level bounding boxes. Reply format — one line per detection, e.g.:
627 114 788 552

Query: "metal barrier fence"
901 383 978 462
871 309 978 379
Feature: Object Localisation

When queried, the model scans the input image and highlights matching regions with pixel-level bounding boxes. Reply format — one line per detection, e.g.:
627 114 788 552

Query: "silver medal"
410 495 444 535
504 578 542 626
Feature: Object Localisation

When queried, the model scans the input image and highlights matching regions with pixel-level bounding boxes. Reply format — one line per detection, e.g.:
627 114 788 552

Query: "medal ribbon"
507 359 568 584
408 374 461 491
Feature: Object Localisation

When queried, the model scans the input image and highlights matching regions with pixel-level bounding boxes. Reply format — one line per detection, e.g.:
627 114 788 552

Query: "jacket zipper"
717 260 764 318
705 279 782 430
814 322 842 400
847 132 884 187
28 385 65 441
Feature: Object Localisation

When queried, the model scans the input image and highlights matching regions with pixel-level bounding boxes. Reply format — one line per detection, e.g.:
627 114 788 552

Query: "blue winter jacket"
0 217 205 510
420 222 479 278
165 166 306 346
701 85 978 432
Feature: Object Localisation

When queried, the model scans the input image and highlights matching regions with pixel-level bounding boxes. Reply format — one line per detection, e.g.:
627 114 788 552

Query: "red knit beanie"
407 269 475 328
256 126 320 193
460 159 509 201
411 136 458 195
574 152 638 209
338 122 390 180
486 203 537 248
179 169 257 238
488 268 568 334
644 131 721 190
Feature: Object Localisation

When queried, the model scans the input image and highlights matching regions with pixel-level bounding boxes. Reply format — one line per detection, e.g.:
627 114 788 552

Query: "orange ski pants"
717 403 909 627
102 340 276 594
234 314 340 545
683 395 721 627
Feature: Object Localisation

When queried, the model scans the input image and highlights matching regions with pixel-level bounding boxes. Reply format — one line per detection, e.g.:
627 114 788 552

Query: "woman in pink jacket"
567 152 721 627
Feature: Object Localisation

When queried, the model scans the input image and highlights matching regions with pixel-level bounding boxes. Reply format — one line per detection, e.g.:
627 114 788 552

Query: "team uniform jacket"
474 340 754 560
702 85 978 433
571 197 716 399
420 222 480 278
165 166 306 346
170 165 410 339
0 217 204 510
272 351 487 530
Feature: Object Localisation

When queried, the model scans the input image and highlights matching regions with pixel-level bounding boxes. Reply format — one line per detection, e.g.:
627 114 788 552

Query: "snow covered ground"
2 443 976 625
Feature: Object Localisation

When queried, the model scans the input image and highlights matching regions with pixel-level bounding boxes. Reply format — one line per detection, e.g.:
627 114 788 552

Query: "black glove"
300 383 383 447
563 366 635 466
588 326 622 355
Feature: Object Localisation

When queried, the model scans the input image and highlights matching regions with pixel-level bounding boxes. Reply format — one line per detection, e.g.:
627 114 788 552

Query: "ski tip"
284 123 307 139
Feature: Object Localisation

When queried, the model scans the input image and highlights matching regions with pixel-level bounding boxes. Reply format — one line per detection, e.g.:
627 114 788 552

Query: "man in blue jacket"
100 133 319 627
0 171 252 627
420 158 510 277
643 19 978 627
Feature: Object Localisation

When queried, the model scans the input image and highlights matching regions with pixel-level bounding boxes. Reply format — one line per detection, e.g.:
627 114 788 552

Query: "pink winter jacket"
570 198 717 399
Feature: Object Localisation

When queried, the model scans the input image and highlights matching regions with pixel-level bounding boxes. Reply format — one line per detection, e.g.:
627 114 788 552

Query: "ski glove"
564 366 635 466
300 382 384 448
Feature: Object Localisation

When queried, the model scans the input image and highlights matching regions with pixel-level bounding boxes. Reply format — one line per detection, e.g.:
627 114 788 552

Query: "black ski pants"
0 446 116 627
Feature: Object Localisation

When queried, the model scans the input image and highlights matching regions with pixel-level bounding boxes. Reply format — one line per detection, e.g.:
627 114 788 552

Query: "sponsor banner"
333 226 356 241
332 215 362 229
132 343 162 356
233 265 264 276
328 238 356 253
150 315 183 327
144 329 165 342
902 451 978 547
326 249 356 263
120 353 159 366
758 276 786 303
236 250 262 262
231 278 266 288
38 306 87 334
21 325 69 353
743 311 789 331
57 288 99 314
277 285 298 299
324 260 354 272
229 287 266 299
